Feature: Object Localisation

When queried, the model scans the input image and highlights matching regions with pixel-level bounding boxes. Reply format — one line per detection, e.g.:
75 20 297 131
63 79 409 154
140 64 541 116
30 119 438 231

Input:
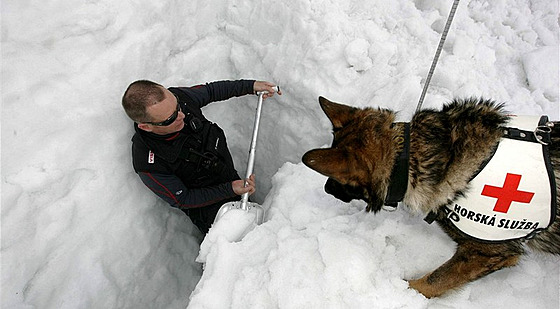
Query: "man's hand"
253 81 282 99
232 174 256 196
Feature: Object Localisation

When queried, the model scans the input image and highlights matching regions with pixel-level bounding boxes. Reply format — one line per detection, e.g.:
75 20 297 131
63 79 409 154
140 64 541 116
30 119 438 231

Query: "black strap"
424 211 438 224
384 123 410 206
503 116 551 144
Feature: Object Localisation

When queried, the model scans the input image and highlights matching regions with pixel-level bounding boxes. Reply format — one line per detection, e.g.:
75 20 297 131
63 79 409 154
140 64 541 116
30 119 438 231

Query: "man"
122 79 281 234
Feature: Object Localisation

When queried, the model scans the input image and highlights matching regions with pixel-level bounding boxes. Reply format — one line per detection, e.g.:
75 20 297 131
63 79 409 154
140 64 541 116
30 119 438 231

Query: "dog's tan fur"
303 96 560 298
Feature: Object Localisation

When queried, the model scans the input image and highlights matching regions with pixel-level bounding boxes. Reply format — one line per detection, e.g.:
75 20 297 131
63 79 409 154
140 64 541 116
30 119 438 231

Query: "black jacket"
131 80 255 210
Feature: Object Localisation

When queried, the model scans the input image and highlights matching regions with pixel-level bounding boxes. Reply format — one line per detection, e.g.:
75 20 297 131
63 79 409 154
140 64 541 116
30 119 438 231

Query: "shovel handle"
240 86 278 209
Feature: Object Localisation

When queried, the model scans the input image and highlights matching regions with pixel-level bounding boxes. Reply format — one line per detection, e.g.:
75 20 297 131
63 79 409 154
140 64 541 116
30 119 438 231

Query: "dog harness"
384 122 410 210
440 115 556 241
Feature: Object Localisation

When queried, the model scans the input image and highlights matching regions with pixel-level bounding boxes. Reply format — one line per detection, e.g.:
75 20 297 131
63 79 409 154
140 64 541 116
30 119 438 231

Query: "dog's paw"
407 278 441 299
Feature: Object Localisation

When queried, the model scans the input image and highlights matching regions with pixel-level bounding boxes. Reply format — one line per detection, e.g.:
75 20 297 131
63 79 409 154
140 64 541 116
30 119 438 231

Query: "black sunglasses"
146 94 181 126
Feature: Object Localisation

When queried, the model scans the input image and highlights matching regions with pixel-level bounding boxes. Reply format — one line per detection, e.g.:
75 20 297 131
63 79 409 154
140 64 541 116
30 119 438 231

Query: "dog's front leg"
408 242 521 298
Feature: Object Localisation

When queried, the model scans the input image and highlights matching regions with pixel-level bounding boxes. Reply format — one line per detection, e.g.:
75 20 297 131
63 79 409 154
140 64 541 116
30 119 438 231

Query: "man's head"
122 80 185 134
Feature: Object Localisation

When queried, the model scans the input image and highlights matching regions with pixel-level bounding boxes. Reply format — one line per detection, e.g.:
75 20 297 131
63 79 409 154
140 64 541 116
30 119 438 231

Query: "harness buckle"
534 125 552 145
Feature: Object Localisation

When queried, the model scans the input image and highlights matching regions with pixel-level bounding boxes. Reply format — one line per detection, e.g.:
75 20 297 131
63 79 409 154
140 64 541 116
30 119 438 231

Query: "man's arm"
138 172 237 209
175 80 255 108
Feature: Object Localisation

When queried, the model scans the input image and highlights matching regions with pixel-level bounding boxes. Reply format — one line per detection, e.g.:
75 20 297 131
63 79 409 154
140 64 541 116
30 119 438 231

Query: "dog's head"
303 96 397 212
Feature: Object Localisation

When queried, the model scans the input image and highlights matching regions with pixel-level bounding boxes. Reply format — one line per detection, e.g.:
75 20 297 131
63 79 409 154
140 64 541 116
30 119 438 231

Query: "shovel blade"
214 201 265 225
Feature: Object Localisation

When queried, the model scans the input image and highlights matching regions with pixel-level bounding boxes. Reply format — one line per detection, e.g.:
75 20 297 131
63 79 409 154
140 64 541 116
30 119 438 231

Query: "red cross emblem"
481 173 534 213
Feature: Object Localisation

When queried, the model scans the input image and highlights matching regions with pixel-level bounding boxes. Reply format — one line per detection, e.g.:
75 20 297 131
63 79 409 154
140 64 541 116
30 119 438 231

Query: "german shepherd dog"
302 96 560 298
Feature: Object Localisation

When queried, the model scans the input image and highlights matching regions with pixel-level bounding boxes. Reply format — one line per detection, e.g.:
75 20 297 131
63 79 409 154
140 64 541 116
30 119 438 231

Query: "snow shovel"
213 86 278 226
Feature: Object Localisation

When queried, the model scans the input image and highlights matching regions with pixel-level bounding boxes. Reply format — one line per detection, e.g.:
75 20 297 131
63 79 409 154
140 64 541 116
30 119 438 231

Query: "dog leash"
416 0 460 113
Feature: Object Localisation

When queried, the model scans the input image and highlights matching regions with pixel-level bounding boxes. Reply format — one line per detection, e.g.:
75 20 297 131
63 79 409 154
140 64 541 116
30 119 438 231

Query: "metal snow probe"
213 86 279 226
416 0 460 112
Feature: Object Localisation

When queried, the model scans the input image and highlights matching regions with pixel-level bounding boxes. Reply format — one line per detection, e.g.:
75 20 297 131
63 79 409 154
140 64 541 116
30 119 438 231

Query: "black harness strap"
384 122 411 208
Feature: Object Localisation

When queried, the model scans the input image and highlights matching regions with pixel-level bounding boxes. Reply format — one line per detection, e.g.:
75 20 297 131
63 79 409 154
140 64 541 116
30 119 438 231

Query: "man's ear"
137 123 153 132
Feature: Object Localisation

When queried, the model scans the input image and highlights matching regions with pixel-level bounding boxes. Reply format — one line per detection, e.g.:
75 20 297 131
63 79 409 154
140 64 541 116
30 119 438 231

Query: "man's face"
138 87 185 135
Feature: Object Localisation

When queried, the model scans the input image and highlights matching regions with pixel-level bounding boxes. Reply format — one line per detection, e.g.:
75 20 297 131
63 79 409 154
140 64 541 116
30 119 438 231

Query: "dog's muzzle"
324 178 367 203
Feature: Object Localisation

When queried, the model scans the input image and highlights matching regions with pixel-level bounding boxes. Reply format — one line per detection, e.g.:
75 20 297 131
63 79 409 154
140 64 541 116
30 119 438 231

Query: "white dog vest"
444 115 556 241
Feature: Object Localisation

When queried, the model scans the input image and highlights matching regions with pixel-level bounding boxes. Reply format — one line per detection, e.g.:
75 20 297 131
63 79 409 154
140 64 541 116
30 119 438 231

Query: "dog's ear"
302 148 354 183
318 96 357 129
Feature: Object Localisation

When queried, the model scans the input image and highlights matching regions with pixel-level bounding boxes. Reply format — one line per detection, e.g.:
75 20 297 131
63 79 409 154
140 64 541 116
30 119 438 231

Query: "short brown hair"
122 80 165 122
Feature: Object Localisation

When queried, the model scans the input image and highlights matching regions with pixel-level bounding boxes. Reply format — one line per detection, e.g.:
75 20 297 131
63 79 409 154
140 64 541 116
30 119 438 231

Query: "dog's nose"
302 151 315 166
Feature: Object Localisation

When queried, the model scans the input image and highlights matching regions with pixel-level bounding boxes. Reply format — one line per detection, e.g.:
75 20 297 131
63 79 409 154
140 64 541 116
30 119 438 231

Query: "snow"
2 0 559 308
